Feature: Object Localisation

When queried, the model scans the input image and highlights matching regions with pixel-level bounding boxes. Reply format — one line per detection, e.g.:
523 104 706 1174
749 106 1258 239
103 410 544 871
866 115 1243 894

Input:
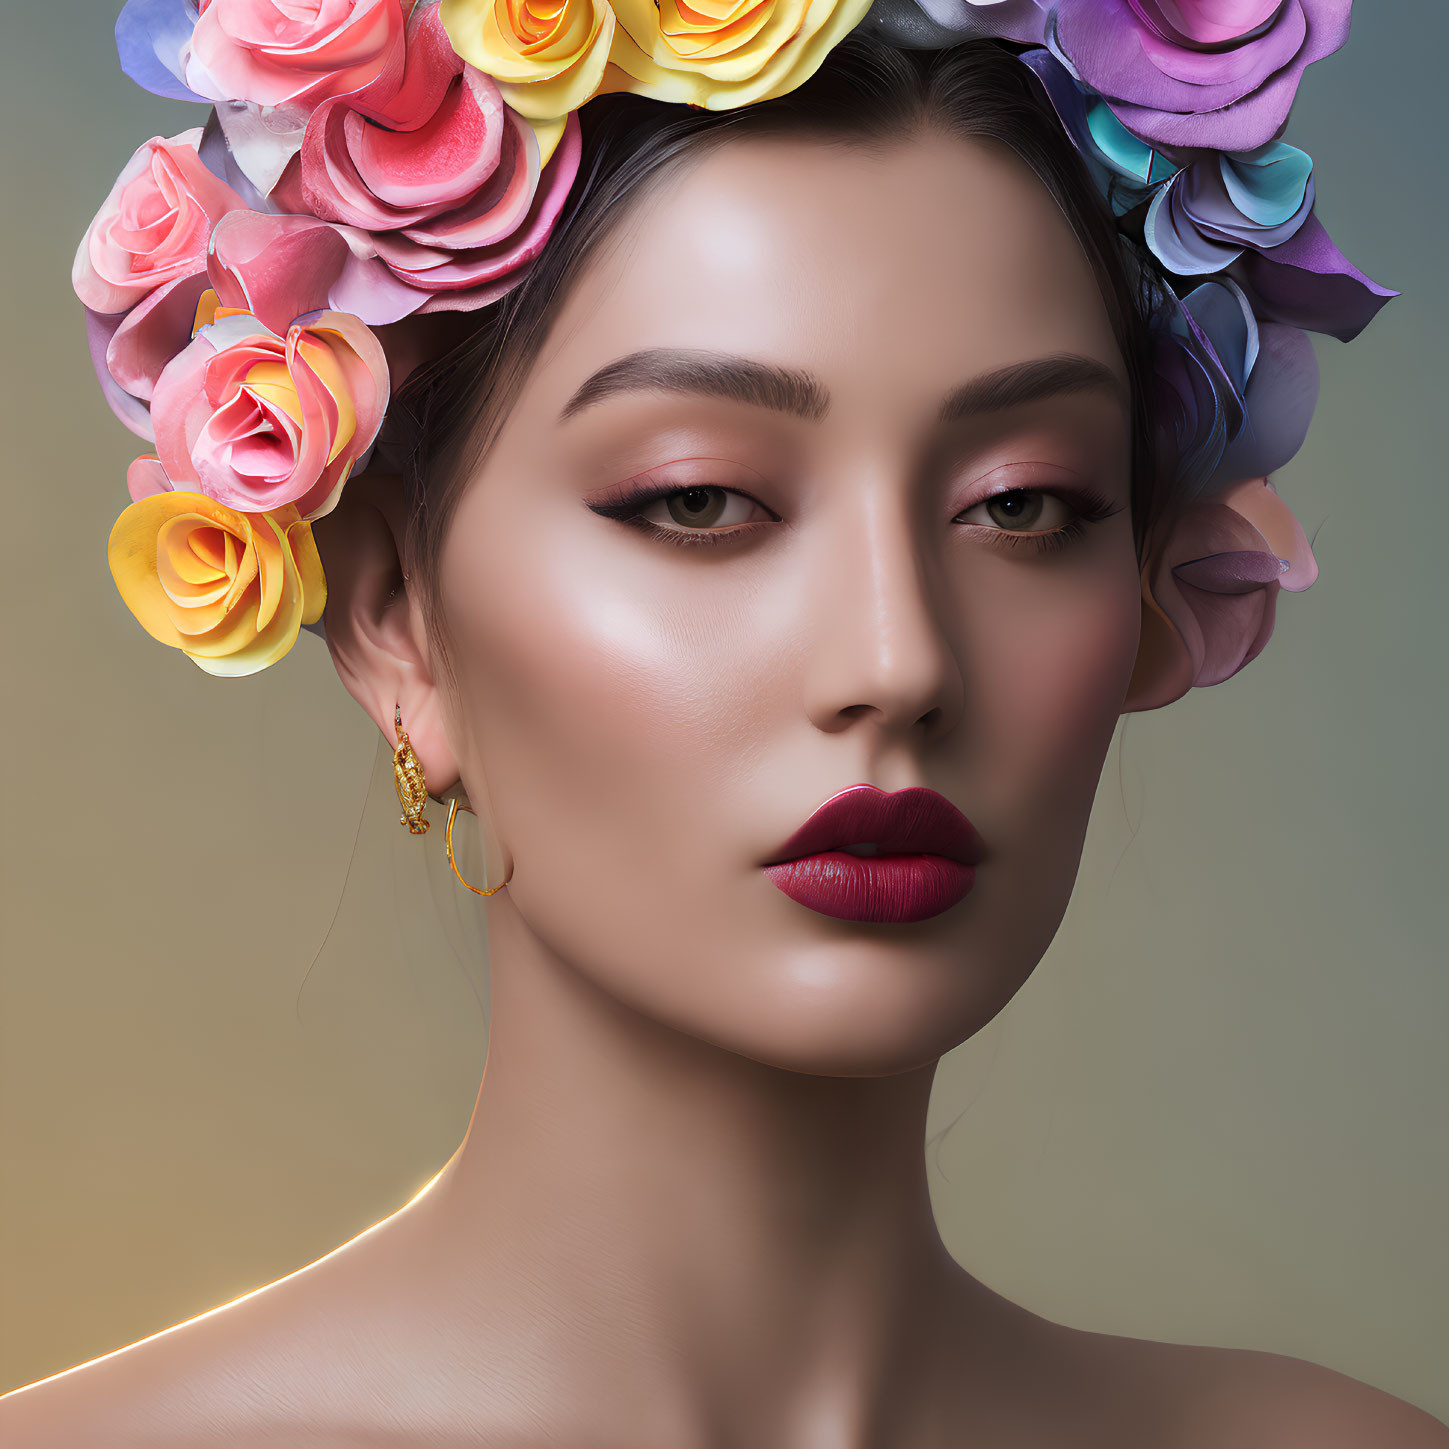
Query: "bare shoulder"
1162 1346 1449 1449
1054 1325 1449 1449
0 1292 322 1449
0 1329 239 1448
0 1214 538 1449
0 1242 400 1449
1005 1301 1448 1449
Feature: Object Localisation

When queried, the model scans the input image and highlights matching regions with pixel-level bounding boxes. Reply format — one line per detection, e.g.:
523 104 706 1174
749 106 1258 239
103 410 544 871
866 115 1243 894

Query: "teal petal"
1084 95 1180 188
1220 140 1314 228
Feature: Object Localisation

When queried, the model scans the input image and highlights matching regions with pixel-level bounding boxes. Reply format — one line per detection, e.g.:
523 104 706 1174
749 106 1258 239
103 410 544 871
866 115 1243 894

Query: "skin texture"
5 129 1445 1448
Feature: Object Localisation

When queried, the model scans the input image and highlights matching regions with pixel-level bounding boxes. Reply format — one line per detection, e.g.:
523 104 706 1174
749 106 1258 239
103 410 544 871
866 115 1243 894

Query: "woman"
4 1 1443 1442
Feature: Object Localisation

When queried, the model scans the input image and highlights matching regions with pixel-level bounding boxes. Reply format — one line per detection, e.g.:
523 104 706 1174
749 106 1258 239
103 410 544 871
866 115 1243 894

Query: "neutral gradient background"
2 0 1445 1418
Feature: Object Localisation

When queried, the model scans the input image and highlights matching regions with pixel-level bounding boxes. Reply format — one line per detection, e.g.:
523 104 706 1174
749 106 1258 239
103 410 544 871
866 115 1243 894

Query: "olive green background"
2 0 1445 1418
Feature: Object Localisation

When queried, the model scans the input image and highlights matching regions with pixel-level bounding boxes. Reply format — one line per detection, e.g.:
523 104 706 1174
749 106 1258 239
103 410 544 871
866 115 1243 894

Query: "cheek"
927 553 1142 1023
437 489 758 923
966 556 1142 869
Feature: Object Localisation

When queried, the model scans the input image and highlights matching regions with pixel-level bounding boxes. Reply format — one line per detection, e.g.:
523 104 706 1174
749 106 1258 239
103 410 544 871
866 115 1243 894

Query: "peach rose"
600 0 874 108
151 302 389 519
441 0 617 119
108 485 326 676
1125 475 1319 712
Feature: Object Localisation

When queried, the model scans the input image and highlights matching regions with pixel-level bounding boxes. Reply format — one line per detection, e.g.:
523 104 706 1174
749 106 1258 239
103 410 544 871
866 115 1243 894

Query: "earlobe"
1122 476 1319 715
311 470 462 794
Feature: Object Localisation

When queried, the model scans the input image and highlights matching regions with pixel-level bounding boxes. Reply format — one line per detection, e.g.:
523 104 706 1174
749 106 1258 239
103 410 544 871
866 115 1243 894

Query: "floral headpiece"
82 0 1391 698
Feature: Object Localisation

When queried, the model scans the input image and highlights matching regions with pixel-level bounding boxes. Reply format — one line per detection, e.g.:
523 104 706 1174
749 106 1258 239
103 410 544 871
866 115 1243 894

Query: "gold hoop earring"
446 797 507 896
392 705 430 835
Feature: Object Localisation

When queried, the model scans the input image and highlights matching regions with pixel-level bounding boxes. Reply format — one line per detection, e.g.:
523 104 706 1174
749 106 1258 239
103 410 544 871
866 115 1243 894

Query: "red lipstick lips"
762 784 984 924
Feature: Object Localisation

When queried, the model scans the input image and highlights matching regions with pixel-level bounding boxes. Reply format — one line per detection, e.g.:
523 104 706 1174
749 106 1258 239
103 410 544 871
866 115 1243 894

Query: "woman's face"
434 128 1141 1075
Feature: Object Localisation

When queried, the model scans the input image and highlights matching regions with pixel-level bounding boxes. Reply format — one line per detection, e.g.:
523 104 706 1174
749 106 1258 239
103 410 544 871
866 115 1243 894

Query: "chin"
642 911 1055 1079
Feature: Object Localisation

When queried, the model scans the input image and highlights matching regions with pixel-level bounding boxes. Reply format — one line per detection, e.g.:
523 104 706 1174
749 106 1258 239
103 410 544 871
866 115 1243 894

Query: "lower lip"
762 851 976 924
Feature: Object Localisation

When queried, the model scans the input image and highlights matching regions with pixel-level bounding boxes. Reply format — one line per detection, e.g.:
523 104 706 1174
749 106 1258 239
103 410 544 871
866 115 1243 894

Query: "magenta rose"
270 1 584 321
185 0 408 109
1048 0 1353 151
74 128 247 435
290 2 505 230
150 302 389 519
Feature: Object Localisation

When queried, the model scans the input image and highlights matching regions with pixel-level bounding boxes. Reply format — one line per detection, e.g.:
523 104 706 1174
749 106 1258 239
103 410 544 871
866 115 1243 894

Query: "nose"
800 484 965 746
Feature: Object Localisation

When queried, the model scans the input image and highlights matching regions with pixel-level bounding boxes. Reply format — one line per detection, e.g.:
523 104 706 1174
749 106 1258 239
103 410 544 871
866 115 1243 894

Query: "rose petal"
1211 321 1319 484
208 210 354 330
85 308 157 441
126 455 176 502
1234 212 1399 344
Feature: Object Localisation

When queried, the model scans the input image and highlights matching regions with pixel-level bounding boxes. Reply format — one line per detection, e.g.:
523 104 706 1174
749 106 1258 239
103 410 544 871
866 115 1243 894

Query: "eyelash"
588 481 1123 555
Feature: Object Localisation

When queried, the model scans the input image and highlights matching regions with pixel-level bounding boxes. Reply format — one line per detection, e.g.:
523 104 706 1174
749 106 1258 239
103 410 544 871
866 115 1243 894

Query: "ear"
310 470 461 795
1122 476 1319 714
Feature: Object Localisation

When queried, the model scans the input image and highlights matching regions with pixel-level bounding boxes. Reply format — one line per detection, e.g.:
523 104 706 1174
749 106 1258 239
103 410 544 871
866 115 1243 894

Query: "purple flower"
1021 47 1396 344
1046 0 1353 151
1152 276 1322 492
115 0 206 103
1146 139 1314 274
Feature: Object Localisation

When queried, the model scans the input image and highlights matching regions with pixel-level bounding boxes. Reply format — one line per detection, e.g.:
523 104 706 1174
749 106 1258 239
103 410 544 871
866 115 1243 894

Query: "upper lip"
763 784 984 867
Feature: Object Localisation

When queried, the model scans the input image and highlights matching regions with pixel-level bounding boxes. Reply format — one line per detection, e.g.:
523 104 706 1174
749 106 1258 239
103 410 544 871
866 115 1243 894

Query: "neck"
410 894 980 1446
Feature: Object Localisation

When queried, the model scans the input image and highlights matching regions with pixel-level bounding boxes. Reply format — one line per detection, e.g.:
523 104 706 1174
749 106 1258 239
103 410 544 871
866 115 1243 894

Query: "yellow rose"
108 485 326 677
441 0 618 120
601 0 874 108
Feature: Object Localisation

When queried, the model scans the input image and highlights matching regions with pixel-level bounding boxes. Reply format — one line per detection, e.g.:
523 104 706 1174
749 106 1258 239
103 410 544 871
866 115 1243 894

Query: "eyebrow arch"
556 346 1126 425
559 348 829 423
933 352 1124 423
936 352 1129 424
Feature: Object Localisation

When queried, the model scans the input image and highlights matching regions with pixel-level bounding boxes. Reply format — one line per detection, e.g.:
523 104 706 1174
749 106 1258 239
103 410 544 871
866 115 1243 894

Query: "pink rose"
336 109 582 319
269 2 584 322
74 128 242 314
151 301 389 519
290 2 508 231
74 128 247 431
186 0 408 109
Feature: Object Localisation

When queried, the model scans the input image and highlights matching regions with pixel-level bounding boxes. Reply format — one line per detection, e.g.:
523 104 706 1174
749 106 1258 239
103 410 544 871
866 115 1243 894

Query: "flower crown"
82 0 1391 693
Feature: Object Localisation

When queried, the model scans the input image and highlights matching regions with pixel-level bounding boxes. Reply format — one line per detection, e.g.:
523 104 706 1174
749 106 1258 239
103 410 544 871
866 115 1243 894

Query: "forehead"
529 128 1125 416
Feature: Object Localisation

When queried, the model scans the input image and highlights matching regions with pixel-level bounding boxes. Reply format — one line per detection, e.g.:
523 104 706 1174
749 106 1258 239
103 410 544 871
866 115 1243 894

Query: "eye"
635 486 770 533
956 488 1079 533
953 485 1121 556
587 481 777 548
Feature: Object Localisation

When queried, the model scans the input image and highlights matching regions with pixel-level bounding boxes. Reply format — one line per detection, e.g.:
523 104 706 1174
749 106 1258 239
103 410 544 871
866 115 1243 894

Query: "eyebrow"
936 352 1128 424
557 347 1127 425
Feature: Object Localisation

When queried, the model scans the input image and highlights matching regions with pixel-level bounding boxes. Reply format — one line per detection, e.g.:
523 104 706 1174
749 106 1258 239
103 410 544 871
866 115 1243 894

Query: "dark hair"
389 34 1174 695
